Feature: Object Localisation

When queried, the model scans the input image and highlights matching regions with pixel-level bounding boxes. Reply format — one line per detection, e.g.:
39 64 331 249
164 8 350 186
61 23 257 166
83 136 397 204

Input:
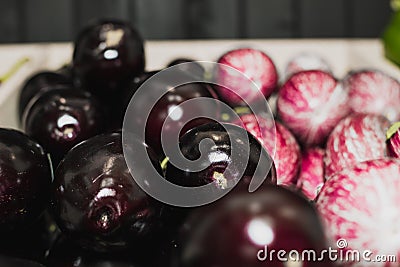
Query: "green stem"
0 57 30 83
386 122 400 140
160 156 169 171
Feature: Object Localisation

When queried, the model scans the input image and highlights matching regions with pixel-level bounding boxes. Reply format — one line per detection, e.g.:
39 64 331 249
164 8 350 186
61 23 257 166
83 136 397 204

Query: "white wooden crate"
0 39 399 129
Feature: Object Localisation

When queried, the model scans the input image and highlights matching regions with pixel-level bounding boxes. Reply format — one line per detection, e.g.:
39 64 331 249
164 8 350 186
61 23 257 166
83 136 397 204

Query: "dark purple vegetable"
73 19 145 100
173 185 331 267
18 71 72 121
165 122 276 190
0 128 52 234
23 88 107 165
52 132 165 252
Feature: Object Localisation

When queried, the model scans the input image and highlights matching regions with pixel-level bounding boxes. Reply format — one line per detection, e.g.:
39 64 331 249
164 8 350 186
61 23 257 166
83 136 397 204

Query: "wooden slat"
0 0 20 43
246 0 293 38
131 0 185 39
22 0 73 42
299 0 347 37
0 0 395 43
182 0 239 39
74 0 130 32
352 0 392 37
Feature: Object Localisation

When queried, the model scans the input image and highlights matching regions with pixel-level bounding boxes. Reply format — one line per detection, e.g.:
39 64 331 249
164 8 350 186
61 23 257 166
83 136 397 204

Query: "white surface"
1 39 399 129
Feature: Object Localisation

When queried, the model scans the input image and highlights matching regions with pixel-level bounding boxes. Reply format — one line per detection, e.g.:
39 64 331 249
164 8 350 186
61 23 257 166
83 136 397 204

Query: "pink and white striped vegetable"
297 147 325 200
277 70 350 147
284 53 331 81
344 70 400 122
233 114 301 185
325 113 390 179
317 159 400 267
215 48 278 107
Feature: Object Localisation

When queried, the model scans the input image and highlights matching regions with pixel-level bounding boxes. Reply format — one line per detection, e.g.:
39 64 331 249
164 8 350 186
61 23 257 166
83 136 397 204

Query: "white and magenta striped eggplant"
325 113 390 179
284 53 332 81
277 70 350 147
297 147 325 201
233 114 301 185
317 159 400 267
215 48 278 107
344 70 400 122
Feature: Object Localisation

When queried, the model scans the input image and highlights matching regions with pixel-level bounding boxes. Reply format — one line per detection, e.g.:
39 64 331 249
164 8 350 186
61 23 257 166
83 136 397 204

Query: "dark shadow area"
0 0 392 43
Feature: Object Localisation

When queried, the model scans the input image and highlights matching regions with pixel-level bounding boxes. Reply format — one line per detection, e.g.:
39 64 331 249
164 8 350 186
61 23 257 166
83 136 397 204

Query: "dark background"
0 0 393 43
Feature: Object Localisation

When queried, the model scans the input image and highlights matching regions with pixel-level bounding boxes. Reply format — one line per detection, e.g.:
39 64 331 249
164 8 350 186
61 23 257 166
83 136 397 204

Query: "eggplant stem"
0 57 30 83
160 156 169 170
386 121 400 140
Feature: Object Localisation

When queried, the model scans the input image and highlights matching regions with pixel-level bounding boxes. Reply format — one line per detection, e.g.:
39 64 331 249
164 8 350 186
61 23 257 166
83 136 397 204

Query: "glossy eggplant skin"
0 128 52 234
18 71 72 121
166 59 205 78
113 70 160 131
121 71 160 107
165 122 276 191
72 19 145 99
159 122 275 237
145 82 218 158
22 88 107 165
173 185 331 267
51 132 164 252
167 58 195 67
